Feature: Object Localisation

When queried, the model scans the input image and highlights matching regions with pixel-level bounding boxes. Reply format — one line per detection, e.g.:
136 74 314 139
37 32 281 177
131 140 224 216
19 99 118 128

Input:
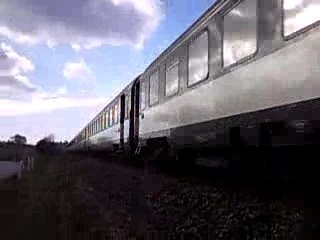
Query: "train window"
188 31 208 86
107 110 111 127
104 111 109 128
113 105 117 125
223 0 257 67
97 119 99 132
140 80 147 110
284 0 320 37
165 59 179 96
125 94 130 119
110 107 114 126
125 95 128 119
149 70 159 105
101 115 104 130
101 116 103 130
117 103 120 123
102 114 105 130
114 104 119 124
114 104 119 123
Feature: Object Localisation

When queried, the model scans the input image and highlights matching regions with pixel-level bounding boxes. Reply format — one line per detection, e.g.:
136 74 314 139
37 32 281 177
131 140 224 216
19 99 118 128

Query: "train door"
129 79 140 152
120 94 126 149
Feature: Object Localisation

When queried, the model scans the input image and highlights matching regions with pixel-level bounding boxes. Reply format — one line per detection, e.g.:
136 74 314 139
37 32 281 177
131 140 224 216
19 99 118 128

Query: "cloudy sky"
0 0 213 144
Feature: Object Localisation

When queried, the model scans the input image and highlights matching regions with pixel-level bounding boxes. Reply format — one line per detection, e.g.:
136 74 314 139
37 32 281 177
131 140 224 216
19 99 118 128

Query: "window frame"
102 113 105 130
282 0 320 40
222 0 259 69
105 111 108 129
187 29 210 88
110 107 114 126
114 103 119 124
148 69 160 107
140 79 147 111
165 58 180 97
108 110 111 127
125 94 130 120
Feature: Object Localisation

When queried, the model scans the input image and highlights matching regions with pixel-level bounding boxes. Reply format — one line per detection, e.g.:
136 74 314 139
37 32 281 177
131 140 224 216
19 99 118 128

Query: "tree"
10 134 27 145
35 134 57 153
45 134 55 142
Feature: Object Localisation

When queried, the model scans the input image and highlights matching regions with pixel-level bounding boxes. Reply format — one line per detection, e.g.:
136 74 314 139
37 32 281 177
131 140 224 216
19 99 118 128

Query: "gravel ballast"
64 156 304 239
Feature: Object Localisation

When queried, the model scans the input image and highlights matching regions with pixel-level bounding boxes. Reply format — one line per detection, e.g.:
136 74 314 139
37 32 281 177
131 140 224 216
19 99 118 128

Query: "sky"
0 0 214 144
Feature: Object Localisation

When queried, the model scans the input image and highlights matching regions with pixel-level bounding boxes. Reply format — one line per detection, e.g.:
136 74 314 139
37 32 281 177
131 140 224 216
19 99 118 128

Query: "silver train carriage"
68 0 320 157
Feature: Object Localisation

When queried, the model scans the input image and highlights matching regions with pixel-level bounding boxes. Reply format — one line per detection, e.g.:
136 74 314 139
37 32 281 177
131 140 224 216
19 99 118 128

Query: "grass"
0 152 90 240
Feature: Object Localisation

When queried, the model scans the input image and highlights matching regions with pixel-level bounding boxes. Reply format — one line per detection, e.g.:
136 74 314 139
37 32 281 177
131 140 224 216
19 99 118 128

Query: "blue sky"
0 0 214 144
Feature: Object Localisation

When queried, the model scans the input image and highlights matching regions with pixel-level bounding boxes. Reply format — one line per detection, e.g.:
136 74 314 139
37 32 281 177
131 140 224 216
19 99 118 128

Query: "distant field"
0 143 35 162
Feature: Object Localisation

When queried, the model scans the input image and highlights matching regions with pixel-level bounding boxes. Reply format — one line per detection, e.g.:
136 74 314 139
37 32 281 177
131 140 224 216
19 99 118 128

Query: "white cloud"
0 42 106 116
0 92 107 116
56 86 68 96
63 59 94 82
0 42 38 99
0 42 34 75
0 0 165 49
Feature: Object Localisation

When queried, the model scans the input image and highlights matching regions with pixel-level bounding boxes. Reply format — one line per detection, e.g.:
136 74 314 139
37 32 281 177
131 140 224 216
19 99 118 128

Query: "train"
68 0 320 164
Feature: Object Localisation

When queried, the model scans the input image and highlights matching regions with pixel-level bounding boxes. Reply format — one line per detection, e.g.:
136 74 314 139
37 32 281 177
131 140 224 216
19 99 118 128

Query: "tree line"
1 134 68 153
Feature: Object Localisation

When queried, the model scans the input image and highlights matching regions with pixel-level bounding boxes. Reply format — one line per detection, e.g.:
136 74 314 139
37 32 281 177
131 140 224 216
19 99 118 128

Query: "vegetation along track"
67 145 309 239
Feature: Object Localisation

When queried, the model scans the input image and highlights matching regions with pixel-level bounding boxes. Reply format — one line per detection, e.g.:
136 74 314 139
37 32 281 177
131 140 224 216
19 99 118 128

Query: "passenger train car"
68 0 320 160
